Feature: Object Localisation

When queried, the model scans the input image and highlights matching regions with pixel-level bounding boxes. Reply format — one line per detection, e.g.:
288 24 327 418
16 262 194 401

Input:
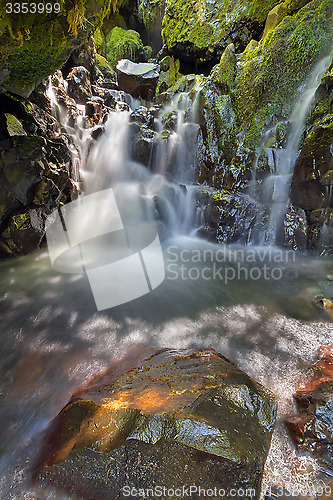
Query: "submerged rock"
35 348 277 499
285 345 333 467
116 59 160 98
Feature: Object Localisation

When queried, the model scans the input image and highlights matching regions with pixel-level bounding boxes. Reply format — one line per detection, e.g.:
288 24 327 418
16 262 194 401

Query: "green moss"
156 56 182 94
94 28 106 56
233 0 333 150
210 44 236 94
105 27 143 68
0 0 117 96
5 114 26 136
249 0 286 21
102 12 127 36
95 53 117 79
162 0 280 51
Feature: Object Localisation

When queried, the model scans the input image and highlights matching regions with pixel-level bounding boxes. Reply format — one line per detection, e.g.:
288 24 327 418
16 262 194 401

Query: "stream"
0 60 332 499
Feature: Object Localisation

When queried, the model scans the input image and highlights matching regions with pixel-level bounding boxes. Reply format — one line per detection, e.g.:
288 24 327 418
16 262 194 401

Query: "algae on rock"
0 0 115 97
105 27 144 68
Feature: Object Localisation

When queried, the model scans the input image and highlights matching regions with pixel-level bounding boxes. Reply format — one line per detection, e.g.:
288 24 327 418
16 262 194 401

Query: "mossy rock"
0 0 114 97
105 27 144 68
95 53 117 80
233 0 333 151
209 43 237 95
161 0 282 63
156 56 182 94
5 114 26 136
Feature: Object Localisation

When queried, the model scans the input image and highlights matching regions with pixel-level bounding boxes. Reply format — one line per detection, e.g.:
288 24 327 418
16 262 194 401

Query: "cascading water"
249 56 332 246
76 88 203 240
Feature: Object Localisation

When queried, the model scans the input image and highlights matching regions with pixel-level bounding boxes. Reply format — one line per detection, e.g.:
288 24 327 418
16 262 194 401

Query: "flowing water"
249 56 332 247
0 69 333 499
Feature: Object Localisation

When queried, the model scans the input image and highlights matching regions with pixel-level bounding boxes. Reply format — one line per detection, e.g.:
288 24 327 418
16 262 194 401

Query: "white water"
249 56 332 246
0 74 332 499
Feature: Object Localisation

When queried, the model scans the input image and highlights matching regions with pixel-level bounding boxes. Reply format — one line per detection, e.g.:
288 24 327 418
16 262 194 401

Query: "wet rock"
35 348 276 499
116 59 160 98
285 345 333 467
290 61 333 249
130 106 154 127
0 91 75 257
0 208 45 256
66 66 92 105
281 205 307 251
133 125 156 167
198 189 261 244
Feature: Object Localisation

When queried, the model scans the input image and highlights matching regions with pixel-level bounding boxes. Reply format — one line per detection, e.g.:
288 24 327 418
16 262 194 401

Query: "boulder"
197 189 261 244
116 59 160 98
285 345 333 467
35 348 277 499
66 66 92 105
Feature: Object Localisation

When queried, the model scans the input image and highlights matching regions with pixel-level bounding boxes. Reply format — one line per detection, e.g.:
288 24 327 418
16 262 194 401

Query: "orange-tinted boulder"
285 344 333 466
35 348 277 499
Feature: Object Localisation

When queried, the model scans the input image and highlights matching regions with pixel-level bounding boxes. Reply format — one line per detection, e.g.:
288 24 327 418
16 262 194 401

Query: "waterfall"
47 80 203 242
249 56 332 247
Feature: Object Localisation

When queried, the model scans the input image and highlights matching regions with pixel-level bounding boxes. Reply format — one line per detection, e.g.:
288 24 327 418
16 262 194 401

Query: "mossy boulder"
156 56 182 94
210 44 237 95
105 27 144 68
95 54 117 80
35 348 277 498
233 0 333 151
0 0 114 97
161 0 282 65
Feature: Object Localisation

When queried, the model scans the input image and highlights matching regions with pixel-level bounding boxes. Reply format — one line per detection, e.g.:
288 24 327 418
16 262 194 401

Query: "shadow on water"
0 238 332 497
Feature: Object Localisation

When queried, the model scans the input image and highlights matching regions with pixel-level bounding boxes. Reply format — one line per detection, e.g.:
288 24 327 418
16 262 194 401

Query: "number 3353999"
6 3 61 14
